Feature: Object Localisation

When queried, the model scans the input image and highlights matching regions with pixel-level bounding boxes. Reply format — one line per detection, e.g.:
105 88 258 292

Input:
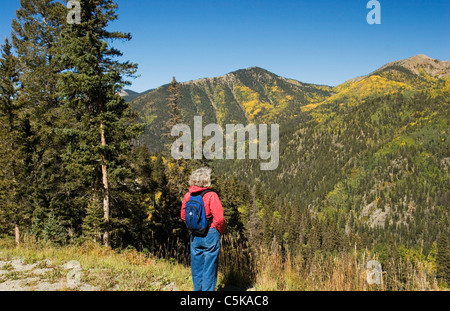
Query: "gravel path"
0 257 99 291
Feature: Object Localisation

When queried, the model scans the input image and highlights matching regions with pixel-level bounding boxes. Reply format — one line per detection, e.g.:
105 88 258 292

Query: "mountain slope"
374 54 450 79
210 55 450 252
131 55 450 152
130 67 332 151
120 89 142 102
305 54 450 111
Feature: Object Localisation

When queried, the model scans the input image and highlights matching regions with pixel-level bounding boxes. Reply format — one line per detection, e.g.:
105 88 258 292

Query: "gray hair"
189 167 212 187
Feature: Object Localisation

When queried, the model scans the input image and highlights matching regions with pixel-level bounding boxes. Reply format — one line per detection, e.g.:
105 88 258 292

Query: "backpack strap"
191 189 214 197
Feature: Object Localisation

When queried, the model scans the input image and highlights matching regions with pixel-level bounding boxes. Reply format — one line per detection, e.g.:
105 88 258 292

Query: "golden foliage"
235 84 273 121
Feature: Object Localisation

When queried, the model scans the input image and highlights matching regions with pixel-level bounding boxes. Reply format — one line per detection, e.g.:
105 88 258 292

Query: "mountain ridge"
374 54 450 78
124 54 449 101
128 54 449 153
211 55 449 247
130 65 333 150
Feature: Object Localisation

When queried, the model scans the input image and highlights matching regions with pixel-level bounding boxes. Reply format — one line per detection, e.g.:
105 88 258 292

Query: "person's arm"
208 192 225 235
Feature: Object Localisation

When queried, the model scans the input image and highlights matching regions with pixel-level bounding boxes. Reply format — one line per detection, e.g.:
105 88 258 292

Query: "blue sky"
1 0 449 92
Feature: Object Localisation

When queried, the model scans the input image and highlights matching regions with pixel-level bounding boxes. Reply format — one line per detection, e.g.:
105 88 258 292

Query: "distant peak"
231 66 278 78
118 90 129 97
374 54 450 78
232 66 273 74
409 54 431 59
247 66 269 71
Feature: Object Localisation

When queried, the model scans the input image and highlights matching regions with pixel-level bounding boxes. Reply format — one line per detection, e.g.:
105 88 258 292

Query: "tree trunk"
100 120 110 247
8 101 20 248
14 224 20 247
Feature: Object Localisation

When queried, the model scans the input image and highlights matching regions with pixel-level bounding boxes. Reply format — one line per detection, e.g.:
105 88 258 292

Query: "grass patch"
0 238 192 291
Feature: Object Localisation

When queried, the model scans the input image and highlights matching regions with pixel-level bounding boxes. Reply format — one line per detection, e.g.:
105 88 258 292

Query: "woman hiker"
181 167 225 291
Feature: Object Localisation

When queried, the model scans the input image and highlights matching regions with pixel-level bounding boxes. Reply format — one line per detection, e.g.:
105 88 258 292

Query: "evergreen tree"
0 37 25 244
309 219 321 254
217 177 245 235
436 234 450 284
163 76 190 197
246 185 264 247
82 193 104 243
151 155 183 235
11 0 68 239
164 76 183 150
58 0 142 247
41 212 67 245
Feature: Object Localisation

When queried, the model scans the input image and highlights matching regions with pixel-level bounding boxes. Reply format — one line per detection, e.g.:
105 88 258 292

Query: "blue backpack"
185 189 213 236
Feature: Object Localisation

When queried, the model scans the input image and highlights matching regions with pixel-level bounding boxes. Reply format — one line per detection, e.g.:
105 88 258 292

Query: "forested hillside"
214 57 450 274
0 0 449 291
131 67 332 151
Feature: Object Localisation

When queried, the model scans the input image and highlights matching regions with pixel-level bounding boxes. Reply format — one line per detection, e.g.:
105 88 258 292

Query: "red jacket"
181 186 225 236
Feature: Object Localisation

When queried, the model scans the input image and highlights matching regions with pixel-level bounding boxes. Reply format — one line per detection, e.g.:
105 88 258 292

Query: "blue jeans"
190 227 221 291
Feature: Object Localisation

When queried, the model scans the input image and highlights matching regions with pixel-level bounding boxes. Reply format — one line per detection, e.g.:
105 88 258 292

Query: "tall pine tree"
164 76 183 148
0 37 26 245
11 0 68 240
164 76 192 198
58 0 143 247
436 234 450 284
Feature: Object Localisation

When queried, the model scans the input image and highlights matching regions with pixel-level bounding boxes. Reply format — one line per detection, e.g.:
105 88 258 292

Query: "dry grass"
251 245 443 291
1 236 445 291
